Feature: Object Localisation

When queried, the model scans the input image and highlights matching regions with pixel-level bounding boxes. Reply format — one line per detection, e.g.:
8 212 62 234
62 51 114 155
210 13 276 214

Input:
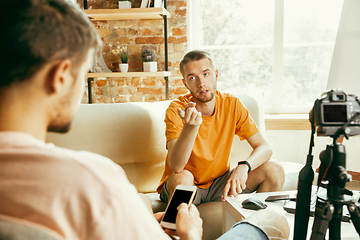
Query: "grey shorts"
160 168 251 205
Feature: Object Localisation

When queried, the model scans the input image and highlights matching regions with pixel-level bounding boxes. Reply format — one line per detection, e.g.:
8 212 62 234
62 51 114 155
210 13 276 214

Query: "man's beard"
190 83 217 103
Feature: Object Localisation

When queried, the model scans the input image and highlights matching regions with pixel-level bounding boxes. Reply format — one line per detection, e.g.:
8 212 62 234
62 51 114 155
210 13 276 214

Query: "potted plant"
141 47 157 72
118 0 133 9
112 46 129 72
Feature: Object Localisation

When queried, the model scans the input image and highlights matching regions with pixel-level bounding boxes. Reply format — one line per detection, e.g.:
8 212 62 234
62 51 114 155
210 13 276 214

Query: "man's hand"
154 212 165 223
177 102 202 126
222 164 249 202
173 203 203 240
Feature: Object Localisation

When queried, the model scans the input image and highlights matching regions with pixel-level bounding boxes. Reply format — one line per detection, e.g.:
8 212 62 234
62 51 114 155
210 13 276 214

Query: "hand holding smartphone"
160 185 197 230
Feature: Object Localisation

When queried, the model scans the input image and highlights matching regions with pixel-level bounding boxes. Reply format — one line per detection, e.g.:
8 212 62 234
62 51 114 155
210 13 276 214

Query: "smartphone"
265 194 296 202
160 185 197 230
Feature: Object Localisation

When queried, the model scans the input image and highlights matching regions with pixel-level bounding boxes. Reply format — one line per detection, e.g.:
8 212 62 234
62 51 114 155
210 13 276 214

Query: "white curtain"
326 0 360 97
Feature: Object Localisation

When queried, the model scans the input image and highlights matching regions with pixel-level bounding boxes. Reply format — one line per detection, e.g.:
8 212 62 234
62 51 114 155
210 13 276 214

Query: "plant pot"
143 61 157 72
119 1 131 9
119 63 129 72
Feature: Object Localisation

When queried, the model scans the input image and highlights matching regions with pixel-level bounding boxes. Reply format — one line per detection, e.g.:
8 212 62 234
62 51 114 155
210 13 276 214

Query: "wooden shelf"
265 114 311 130
84 8 170 21
87 71 171 78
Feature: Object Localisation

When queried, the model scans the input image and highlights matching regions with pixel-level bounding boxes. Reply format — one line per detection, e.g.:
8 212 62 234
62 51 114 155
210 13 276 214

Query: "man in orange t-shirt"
157 50 285 205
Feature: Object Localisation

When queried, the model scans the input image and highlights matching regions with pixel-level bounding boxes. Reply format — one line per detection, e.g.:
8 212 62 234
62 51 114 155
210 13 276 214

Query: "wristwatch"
238 161 252 173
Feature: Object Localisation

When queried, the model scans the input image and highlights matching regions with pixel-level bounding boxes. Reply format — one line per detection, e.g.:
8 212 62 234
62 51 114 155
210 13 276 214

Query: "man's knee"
263 159 285 187
167 170 195 195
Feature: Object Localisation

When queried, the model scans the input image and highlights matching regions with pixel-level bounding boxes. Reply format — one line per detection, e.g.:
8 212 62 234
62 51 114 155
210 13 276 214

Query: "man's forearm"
246 144 273 170
168 124 200 172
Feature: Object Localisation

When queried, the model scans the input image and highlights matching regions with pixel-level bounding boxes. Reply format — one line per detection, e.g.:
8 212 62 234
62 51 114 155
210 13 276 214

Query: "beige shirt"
0 132 170 240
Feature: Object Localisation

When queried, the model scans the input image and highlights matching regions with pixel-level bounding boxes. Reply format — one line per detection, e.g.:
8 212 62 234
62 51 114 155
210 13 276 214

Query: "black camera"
309 89 360 137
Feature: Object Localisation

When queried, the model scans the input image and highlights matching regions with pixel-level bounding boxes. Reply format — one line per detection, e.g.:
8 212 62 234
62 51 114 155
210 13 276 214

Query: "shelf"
84 8 170 21
86 71 172 78
265 114 311 130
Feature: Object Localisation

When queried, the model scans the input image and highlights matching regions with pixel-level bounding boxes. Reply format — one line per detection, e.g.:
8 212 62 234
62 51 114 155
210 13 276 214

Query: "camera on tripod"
294 89 360 240
310 89 360 137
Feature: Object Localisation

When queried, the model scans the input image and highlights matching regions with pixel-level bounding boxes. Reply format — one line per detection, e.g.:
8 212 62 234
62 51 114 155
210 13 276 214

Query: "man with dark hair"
0 1 203 239
157 50 286 205
0 1 289 239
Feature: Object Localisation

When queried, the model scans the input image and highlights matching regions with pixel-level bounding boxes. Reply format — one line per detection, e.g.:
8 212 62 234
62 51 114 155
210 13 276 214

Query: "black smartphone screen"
162 189 194 223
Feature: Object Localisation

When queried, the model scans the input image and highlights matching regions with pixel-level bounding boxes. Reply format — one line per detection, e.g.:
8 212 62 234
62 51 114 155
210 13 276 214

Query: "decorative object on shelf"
112 46 129 73
141 47 157 72
91 50 112 73
118 0 133 9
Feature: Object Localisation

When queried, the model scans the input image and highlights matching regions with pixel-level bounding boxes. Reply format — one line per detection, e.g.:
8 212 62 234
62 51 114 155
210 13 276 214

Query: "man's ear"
215 69 219 81
47 59 72 94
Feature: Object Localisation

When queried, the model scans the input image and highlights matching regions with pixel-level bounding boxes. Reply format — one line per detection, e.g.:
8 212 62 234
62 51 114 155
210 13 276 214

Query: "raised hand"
177 102 202 127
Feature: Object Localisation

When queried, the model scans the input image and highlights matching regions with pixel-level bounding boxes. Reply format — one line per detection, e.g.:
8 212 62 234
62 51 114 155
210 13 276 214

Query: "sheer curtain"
326 0 360 97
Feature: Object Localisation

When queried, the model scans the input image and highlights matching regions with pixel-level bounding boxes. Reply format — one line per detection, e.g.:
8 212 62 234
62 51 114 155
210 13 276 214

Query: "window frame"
187 0 341 114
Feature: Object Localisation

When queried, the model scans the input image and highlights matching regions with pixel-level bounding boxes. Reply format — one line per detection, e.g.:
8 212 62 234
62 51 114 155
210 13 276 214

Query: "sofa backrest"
46 94 265 193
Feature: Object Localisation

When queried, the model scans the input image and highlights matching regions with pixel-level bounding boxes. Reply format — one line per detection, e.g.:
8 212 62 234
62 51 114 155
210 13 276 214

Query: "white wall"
267 130 360 172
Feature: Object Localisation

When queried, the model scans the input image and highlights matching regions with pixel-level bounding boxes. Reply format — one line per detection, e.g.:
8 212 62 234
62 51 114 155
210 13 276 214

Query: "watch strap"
238 161 252 173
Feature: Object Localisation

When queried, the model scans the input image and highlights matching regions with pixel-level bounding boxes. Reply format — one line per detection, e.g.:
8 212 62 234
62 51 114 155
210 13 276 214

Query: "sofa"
46 94 305 240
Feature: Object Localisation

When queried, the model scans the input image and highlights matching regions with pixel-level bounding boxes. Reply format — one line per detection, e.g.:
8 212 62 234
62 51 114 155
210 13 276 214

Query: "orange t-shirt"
157 91 259 193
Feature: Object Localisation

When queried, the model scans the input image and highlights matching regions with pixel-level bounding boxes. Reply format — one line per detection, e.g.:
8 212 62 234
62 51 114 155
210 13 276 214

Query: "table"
222 190 359 239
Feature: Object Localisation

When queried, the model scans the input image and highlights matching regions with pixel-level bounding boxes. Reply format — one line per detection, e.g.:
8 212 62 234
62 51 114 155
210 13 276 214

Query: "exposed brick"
128 61 142 72
172 27 185 36
115 28 127 36
128 28 140 35
115 87 137 95
145 95 160 102
173 61 180 69
127 46 141 53
94 87 104 95
142 28 152 36
174 79 185 86
143 78 158 86
111 79 127 86
167 0 187 8
115 37 131 44
130 95 144 102
103 45 111 53
135 37 164 44
160 61 173 69
168 36 187 44
94 96 110 104
175 9 187 17
170 86 188 95
113 96 128 103
131 77 141 86
97 28 111 37
139 19 163 27
87 0 188 103
137 87 164 95
169 18 186 27
96 79 107 87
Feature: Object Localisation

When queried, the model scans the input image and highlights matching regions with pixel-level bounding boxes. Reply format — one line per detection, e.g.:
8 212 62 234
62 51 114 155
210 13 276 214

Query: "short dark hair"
179 50 216 78
0 0 102 87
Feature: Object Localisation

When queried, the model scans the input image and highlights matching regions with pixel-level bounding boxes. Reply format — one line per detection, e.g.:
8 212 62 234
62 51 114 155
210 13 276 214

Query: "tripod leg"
328 204 342 240
310 201 334 240
348 203 360 235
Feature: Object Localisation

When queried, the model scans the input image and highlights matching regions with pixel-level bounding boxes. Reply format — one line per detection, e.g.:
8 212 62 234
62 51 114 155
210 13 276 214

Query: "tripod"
309 136 360 240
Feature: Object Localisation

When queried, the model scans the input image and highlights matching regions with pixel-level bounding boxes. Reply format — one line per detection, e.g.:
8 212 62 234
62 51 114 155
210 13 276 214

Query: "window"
189 0 343 113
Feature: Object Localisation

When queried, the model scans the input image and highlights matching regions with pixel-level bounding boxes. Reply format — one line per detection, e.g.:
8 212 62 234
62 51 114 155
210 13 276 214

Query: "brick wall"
78 0 189 104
